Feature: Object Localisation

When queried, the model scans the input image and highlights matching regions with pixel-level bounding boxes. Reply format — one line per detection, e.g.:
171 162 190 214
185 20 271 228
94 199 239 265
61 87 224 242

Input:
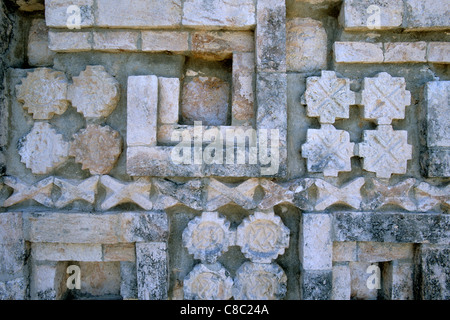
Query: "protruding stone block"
427 42 450 64
28 19 55 66
300 270 332 300
231 52 255 125
300 213 332 270
141 31 189 53
332 263 351 300
158 78 180 125
136 242 168 300
45 0 94 28
334 42 384 64
384 42 427 63
93 31 139 52
48 31 92 52
32 243 102 261
404 0 450 31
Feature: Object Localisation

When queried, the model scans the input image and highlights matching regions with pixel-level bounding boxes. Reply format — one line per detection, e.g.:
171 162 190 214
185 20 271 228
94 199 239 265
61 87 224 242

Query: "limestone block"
141 31 189 53
0 243 27 277
233 262 287 300
182 0 255 29
404 0 450 31
314 178 365 211
236 211 290 264
69 124 122 175
256 0 286 72
16 68 68 120
415 182 450 212
332 263 351 300
158 77 180 125
96 0 182 28
365 178 417 211
183 212 233 263
333 212 450 244
231 52 255 125
0 212 23 244
99 175 152 211
68 65 120 119
30 261 67 300
103 244 135 262
32 243 102 261
381 260 414 300
48 31 92 52
205 178 259 211
427 42 450 64
361 72 411 125
384 42 427 63
53 176 98 209
181 76 230 126
0 278 28 300
183 263 233 300
191 31 254 61
302 125 355 177
127 75 158 147
77 262 121 297
15 0 44 11
427 149 450 178
304 71 355 124
358 125 412 178
19 122 69 175
152 178 203 211
93 31 139 52
425 81 450 148
286 18 327 72
136 242 168 300
334 42 384 63
299 213 332 270
333 242 357 262
28 19 55 66
349 262 378 300
300 270 332 300
2 176 54 208
357 242 414 263
339 0 403 30
120 262 138 299
45 0 94 28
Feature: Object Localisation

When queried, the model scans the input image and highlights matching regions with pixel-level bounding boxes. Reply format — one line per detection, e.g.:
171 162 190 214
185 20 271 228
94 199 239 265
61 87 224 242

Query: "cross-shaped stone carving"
415 182 450 212
205 178 259 211
3 176 54 207
314 177 365 211
365 178 417 211
54 176 99 209
152 178 203 211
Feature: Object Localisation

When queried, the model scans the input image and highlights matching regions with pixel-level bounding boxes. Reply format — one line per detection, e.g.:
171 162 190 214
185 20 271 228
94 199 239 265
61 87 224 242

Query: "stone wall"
0 0 448 300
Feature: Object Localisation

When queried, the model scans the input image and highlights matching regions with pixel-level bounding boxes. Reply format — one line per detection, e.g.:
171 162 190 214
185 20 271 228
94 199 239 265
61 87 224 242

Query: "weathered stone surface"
103 244 135 262
15 0 44 11
381 260 414 300
302 125 355 177
141 31 189 53
32 243 102 261
206 178 259 211
183 0 255 29
18 122 69 175
404 0 450 30
70 124 122 175
314 178 365 211
183 212 233 263
0 243 27 277
28 19 55 66
286 18 327 72
332 263 351 300
349 262 378 300
256 0 286 72
303 71 356 124
24 212 169 244
236 211 290 263
191 31 254 61
127 75 158 147
415 182 450 212
427 42 450 64
233 262 287 300
232 52 254 125
300 270 332 300
100 175 152 211
30 261 67 300
68 65 120 119
425 81 450 148
258 179 294 210
300 213 332 270
416 244 450 300
333 212 450 244
48 31 92 52
333 242 357 262
365 178 417 211
0 278 28 300
427 149 450 178
77 262 121 297
384 42 427 63
136 242 168 300
2 176 53 207
181 77 230 126
0 212 23 244
184 263 233 300
339 0 403 30
152 178 203 211
54 176 99 208
120 261 138 299
357 242 414 263
45 0 94 28
358 125 412 178
158 78 180 125
361 72 411 125
16 68 68 120
93 31 139 52
334 42 384 63
96 0 182 28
